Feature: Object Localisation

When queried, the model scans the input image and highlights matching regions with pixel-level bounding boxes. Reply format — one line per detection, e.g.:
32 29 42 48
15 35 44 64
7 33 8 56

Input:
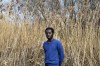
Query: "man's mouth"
47 37 50 38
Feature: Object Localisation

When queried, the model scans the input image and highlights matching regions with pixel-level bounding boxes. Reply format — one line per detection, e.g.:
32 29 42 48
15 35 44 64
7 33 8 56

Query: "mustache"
46 35 53 39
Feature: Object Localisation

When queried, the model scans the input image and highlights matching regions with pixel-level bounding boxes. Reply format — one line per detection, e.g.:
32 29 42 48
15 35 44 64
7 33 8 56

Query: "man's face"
45 29 53 40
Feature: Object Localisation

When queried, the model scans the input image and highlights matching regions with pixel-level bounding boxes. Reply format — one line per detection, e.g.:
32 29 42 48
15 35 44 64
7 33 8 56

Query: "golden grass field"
0 4 100 66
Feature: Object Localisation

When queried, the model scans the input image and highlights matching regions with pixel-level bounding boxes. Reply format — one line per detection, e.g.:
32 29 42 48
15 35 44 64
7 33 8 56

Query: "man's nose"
47 33 50 36
47 34 50 36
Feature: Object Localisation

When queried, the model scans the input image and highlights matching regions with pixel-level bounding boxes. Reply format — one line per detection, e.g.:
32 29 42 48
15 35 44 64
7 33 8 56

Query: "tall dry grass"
0 4 100 66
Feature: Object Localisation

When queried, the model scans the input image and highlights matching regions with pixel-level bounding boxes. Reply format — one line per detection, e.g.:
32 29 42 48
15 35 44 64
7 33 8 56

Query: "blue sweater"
43 39 64 65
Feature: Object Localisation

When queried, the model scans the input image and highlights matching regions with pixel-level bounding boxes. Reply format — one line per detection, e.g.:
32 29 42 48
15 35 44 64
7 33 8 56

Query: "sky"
2 0 11 4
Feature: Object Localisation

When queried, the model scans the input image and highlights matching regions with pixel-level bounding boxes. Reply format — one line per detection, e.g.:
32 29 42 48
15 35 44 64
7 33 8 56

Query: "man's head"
45 27 54 40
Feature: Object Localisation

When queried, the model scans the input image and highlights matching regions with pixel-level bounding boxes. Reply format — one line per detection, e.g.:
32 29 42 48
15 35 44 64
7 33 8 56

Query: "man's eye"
46 32 51 34
49 32 52 34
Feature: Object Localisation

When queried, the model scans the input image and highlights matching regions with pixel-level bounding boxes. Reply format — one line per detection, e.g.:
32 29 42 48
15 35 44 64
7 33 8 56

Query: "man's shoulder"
54 39 63 47
54 39 61 43
43 41 47 45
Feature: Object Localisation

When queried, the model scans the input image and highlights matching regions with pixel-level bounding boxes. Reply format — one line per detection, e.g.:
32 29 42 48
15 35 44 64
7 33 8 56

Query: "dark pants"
45 63 59 66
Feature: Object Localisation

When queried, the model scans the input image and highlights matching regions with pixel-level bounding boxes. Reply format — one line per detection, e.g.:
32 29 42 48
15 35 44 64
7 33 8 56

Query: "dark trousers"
45 63 59 66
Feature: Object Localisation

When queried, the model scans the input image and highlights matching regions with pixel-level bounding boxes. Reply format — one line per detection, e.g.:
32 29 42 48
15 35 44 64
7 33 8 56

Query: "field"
0 1 100 66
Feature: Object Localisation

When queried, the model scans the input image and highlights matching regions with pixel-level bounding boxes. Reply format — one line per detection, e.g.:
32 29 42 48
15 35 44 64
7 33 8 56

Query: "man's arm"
43 43 45 53
57 41 64 66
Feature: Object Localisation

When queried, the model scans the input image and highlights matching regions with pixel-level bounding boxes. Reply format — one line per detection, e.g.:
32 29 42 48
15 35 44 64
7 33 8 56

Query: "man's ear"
52 33 54 35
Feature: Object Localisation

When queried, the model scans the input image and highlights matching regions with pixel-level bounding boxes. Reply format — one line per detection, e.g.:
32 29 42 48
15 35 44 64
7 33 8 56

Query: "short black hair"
45 27 54 34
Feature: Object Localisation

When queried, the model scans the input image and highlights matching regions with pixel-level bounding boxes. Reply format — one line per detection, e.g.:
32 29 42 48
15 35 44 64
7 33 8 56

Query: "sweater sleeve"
43 42 46 53
57 41 64 66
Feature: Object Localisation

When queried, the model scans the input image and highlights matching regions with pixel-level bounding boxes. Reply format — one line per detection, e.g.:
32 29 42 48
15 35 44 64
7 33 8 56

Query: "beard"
47 35 53 41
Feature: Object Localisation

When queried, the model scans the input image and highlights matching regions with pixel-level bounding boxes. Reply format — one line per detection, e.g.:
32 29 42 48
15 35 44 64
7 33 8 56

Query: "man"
43 27 64 66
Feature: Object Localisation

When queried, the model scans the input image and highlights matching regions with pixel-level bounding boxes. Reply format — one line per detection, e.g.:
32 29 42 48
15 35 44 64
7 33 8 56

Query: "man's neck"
47 38 54 42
